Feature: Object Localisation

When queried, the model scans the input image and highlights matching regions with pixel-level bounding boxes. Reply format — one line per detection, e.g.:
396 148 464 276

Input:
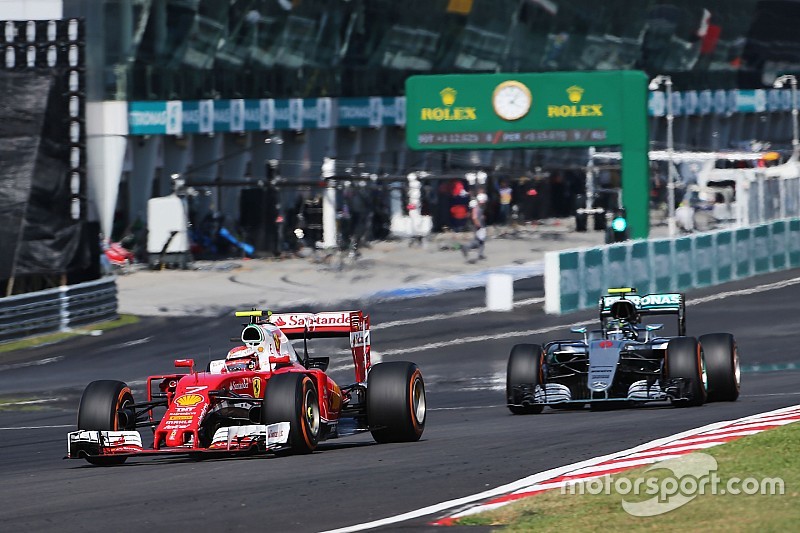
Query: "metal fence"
0 277 118 343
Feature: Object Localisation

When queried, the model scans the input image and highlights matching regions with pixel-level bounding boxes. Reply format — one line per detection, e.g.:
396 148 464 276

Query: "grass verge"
0 314 140 354
458 421 799 531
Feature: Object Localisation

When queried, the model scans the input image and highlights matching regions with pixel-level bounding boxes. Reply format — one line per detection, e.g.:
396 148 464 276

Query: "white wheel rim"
412 378 426 424
700 353 708 391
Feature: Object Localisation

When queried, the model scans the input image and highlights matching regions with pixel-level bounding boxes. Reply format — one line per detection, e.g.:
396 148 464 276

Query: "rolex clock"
492 80 532 121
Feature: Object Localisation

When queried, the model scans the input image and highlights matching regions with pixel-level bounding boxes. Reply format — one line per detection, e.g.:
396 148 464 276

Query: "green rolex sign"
406 71 650 239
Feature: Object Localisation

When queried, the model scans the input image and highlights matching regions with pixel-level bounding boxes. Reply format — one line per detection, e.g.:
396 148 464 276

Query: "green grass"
458 421 800 532
0 314 140 354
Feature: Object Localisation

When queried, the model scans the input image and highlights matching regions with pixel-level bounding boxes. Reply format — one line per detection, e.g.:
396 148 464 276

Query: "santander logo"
274 313 350 328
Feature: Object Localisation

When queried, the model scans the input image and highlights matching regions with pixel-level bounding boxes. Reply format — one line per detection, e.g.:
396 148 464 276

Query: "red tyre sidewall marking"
299 377 315 448
114 387 132 431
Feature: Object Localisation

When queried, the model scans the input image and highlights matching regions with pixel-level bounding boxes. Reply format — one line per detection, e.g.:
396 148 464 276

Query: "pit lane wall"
544 218 800 314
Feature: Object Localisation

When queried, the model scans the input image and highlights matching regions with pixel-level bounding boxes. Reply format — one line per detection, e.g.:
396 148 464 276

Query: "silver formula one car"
506 288 740 414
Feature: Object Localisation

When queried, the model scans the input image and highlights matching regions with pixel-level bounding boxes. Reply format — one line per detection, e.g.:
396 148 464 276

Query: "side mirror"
644 324 663 342
174 359 195 373
571 326 588 343
268 355 291 367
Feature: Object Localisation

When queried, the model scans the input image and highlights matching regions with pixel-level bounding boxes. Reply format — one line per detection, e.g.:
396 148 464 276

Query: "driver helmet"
225 345 260 372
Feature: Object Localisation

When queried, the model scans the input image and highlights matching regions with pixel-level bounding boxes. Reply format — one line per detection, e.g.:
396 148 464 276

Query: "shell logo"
175 393 204 407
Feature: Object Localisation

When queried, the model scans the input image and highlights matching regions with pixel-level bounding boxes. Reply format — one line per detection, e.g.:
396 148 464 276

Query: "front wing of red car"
66 422 290 461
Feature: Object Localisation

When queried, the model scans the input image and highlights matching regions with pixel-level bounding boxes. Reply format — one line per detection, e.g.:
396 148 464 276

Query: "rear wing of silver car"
599 288 685 336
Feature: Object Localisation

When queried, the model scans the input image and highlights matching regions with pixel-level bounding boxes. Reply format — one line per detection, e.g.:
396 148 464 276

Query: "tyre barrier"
0 277 118 343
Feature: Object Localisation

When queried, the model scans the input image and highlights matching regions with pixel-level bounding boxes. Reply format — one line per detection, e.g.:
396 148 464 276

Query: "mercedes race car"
506 288 740 414
67 309 426 465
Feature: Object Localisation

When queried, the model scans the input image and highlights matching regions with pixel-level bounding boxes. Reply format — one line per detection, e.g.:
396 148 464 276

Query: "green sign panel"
405 72 631 149
405 71 650 238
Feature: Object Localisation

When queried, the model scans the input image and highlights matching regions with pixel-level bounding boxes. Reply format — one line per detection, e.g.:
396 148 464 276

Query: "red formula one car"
67 309 426 465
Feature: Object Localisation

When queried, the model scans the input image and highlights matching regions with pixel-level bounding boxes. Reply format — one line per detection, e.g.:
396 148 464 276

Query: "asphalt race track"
1 269 799 532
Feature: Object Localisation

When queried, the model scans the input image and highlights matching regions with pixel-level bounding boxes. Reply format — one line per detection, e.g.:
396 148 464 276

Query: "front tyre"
367 361 426 443
506 344 545 415
263 373 320 454
700 333 740 402
664 337 707 407
77 380 135 465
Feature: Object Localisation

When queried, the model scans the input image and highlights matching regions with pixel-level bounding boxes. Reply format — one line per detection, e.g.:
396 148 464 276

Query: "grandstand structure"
3 0 800 266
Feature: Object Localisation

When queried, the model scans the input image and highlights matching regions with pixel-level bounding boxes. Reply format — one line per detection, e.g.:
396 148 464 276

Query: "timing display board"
405 71 650 239
406 71 640 149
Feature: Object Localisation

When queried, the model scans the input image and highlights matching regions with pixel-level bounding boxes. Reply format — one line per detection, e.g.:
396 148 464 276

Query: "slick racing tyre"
263 373 320 454
77 380 136 465
506 344 545 415
664 337 707 407
367 361 426 443
700 333 740 402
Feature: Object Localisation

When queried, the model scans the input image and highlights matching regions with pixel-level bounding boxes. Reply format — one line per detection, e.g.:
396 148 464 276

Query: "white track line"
373 297 543 330
0 356 64 371
0 424 74 431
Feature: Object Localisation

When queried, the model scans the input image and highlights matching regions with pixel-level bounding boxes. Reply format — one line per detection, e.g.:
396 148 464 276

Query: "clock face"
492 81 532 121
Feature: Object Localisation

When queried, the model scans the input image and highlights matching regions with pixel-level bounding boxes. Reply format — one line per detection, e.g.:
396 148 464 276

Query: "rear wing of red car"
269 310 372 382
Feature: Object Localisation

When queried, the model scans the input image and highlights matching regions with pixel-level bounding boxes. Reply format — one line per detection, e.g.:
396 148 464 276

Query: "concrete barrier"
486 273 514 311
544 217 800 314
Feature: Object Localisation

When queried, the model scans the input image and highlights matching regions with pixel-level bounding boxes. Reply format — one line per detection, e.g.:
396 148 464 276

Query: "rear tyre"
700 333 740 402
664 337 706 407
506 344 545 415
263 373 320 454
367 361 426 443
77 380 135 465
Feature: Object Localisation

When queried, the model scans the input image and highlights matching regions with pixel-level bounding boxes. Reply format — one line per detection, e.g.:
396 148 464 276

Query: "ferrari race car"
67 309 426 465
506 288 741 414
